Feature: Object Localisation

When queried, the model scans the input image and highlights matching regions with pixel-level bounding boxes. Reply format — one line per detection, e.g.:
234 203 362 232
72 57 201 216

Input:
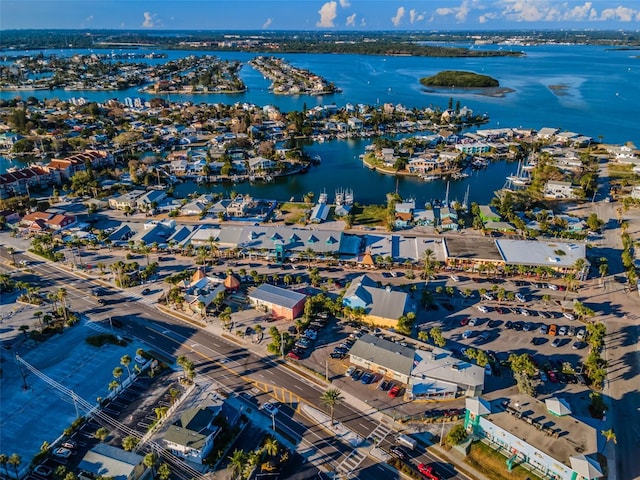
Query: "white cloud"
499 0 545 22
479 12 497 23
409 9 425 24
562 2 595 21
317 1 338 27
599 6 639 22
346 13 357 26
435 0 472 23
339 0 350 7
262 18 272 28
85 15 94 23
361 17 366 27
391 7 405 27
142 12 157 28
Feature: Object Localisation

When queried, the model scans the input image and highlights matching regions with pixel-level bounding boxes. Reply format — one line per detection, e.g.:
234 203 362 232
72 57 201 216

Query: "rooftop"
349 333 414 376
410 347 485 393
481 394 599 466
443 236 504 262
78 443 143 480
248 283 306 309
496 239 586 268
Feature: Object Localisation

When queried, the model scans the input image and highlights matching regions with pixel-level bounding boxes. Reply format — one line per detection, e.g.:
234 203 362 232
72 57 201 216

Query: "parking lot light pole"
271 412 276 432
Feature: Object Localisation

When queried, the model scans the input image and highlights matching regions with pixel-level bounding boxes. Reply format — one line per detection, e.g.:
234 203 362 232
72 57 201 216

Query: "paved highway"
2 247 465 480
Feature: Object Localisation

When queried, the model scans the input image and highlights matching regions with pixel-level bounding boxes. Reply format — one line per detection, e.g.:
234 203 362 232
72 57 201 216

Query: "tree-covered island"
420 70 500 88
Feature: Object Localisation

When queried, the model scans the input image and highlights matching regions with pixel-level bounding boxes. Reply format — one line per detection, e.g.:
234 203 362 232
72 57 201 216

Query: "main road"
1 246 465 480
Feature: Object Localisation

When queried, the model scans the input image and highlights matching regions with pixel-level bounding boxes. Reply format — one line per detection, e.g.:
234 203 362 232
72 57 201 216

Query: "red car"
286 351 301 360
418 463 441 480
548 370 558 383
388 385 401 398
459 317 470 326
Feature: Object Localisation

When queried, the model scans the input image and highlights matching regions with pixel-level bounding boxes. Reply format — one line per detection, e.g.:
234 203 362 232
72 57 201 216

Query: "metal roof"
249 284 306 309
349 334 414 376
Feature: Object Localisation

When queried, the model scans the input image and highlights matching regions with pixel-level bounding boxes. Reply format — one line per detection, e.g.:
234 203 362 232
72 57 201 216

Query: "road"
1 246 465 480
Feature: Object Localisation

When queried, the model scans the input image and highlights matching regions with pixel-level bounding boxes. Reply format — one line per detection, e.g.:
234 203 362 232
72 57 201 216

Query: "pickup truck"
418 464 441 480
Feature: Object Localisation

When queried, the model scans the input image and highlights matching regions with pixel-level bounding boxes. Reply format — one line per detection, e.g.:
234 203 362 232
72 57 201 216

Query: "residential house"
455 142 490 155
478 205 501 223
439 207 459 230
543 181 579 199
248 156 276 173
135 190 167 212
347 117 363 130
108 190 146 211
413 208 435 226
394 200 415 229
164 407 221 464
342 274 411 328
0 165 53 197
632 186 640 200
20 212 76 232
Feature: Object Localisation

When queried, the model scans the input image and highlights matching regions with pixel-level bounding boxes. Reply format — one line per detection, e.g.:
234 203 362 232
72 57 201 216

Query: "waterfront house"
248 156 276 173
439 207 459 230
455 142 490 155
108 190 146 211
478 205 501 223
536 127 559 140
347 117 363 130
413 208 435 226
394 200 415 229
135 190 167 212
543 180 579 199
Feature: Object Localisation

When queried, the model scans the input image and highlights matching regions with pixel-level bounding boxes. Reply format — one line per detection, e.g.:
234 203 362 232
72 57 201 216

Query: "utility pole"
440 418 446 446
16 355 29 391
325 359 329 381
271 412 276 432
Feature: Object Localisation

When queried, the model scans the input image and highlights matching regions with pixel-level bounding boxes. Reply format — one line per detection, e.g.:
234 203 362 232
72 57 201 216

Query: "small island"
420 70 500 88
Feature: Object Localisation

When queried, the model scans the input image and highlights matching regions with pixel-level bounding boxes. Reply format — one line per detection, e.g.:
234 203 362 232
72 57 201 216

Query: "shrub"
446 424 468 446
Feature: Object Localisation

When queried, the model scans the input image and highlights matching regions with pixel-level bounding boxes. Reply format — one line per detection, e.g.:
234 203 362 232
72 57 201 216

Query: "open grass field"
466 441 543 480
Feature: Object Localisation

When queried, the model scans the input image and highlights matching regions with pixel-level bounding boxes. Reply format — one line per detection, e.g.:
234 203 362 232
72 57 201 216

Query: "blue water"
2 44 638 205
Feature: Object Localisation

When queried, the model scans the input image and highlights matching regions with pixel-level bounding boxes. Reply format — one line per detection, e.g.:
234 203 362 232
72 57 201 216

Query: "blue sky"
2 1 640 30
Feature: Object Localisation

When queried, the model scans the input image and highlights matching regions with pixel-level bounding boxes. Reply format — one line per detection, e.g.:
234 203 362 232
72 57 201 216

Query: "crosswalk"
336 422 393 477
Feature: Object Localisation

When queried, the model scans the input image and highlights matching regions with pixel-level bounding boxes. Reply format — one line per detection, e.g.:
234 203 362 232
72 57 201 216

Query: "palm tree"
263 437 279 458
112 367 124 385
121 355 132 378
57 287 69 322
600 428 617 453
320 388 344 427
108 380 120 393
7 247 16 266
0 454 9 479
94 427 109 441
143 452 158 479
122 436 139 452
8 453 21 479
228 449 248 478
157 464 171 480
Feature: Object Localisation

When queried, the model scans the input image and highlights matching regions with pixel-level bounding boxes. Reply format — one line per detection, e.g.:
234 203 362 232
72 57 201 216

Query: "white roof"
410 348 485 389
496 239 586 268
570 455 603 479
545 397 572 416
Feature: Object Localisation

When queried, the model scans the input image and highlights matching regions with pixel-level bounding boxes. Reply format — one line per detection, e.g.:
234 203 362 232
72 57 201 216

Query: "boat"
421 174 438 181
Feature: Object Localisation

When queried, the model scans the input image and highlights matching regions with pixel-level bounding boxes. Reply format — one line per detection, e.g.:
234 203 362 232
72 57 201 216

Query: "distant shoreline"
420 86 515 98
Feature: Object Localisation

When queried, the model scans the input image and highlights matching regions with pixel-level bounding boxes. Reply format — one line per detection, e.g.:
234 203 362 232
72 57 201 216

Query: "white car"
260 400 279 416
563 312 576 321
576 328 586 340
515 293 526 302
476 305 489 313
345 366 356 377
462 330 473 339
468 317 479 326
450 275 460 282
548 284 559 291
558 326 568 336
520 308 530 316
53 448 73 459
135 354 148 364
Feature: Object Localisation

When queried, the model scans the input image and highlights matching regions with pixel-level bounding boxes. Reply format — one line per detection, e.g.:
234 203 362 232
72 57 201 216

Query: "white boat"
421 174 438 181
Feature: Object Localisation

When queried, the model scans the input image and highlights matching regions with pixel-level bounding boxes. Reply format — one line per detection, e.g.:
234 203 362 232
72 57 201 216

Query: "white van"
395 434 417 450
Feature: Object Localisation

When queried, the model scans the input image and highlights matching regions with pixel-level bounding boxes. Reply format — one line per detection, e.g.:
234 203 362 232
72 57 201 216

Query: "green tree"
446 424 468 445
120 355 132 378
112 366 124 385
600 429 617 453
0 454 8 479
8 453 21 479
157 463 171 480
143 452 158 478
320 388 344 426
94 427 109 441
262 437 279 457
122 436 139 452
228 449 248 478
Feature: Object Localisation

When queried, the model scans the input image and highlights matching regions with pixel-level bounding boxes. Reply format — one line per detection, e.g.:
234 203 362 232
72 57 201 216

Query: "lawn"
465 441 543 480
353 204 388 226
608 163 638 185
279 202 311 224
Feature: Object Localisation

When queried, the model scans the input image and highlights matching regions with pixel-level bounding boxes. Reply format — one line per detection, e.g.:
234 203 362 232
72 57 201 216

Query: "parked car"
360 372 375 384
563 312 576 321
519 308 530 316
468 317 480 326
345 366 356 377
476 305 489 313
330 352 345 359
462 330 473 339
551 338 562 347
547 283 559 291
141 288 151 295
459 317 470 326
522 322 533 332
558 326 568 336
287 351 301 360
515 293 527 302
576 328 587 340
450 275 460 282
418 464 442 480
494 306 506 314
487 319 501 328
33 465 52 478
573 341 587 350
531 337 546 346
539 324 549 335
378 380 392 391
260 400 280 416
548 371 558 383
548 324 558 336
351 369 364 381
53 448 73 459
61 440 77 450
388 385 401 398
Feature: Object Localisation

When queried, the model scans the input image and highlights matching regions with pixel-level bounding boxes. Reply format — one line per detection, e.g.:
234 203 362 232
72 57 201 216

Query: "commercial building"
349 334 484 398
342 274 411 328
78 443 151 480
248 284 306 320
464 396 603 480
